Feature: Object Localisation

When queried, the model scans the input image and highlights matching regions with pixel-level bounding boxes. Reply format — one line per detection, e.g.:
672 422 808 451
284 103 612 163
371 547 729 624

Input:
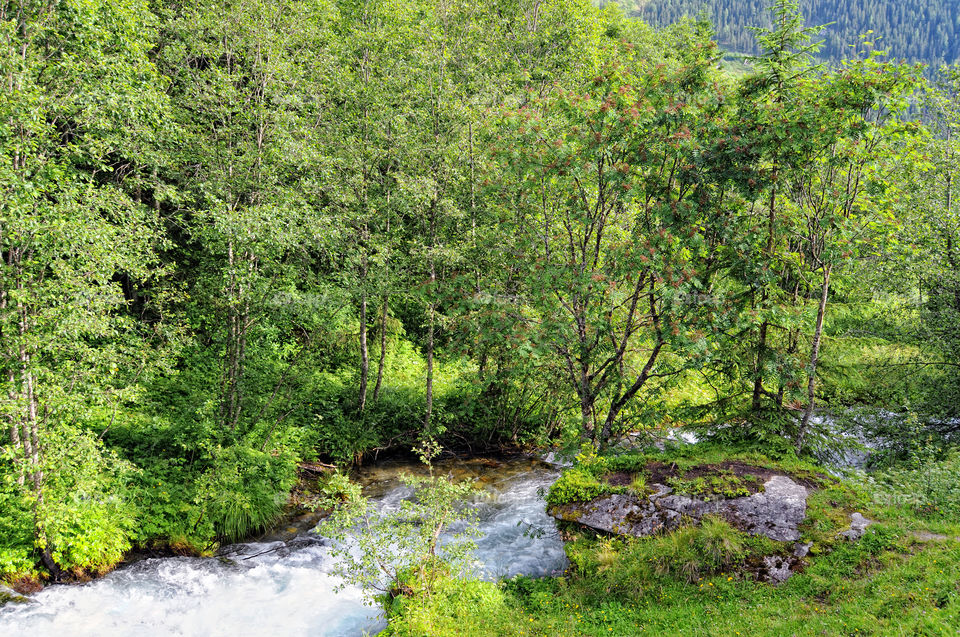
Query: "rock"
551 475 809 543
0 585 29 607
761 555 796 584
727 476 807 542
540 450 574 468
910 531 960 543
838 512 874 541
793 542 813 558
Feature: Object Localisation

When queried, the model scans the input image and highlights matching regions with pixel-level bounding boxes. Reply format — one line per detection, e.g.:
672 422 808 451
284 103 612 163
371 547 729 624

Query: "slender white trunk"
798 264 831 452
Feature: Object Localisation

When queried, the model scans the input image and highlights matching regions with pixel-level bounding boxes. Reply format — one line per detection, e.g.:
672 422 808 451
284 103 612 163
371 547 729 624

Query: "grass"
386 528 960 636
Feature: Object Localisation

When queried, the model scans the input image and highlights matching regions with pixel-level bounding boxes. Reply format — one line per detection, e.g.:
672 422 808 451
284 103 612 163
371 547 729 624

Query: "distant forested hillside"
603 0 960 64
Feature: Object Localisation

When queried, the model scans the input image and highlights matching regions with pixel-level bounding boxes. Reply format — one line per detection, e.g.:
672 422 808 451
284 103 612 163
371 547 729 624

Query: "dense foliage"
1 0 958 592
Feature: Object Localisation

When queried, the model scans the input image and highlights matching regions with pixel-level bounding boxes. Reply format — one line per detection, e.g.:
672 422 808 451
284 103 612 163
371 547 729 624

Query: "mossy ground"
387 514 960 637
546 444 832 508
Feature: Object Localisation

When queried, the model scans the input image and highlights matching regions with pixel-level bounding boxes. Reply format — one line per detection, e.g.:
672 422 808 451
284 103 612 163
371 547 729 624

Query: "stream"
0 456 566 637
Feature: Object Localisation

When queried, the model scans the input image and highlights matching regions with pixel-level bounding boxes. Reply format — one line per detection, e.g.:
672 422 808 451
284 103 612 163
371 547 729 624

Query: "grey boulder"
838 512 874 541
550 475 808 542
0 585 29 607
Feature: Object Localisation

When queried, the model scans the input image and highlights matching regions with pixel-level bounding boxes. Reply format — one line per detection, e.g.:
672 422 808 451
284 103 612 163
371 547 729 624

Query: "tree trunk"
13 254 29 487
424 197 437 434
2 280 22 480
223 239 239 429
797 264 832 453
372 294 388 403
580 394 593 445
358 280 369 413
753 176 778 413
19 290 54 576
424 293 435 435
222 242 252 432
777 280 803 407
751 320 768 411
7 369 20 467
33 487 61 581
598 340 665 449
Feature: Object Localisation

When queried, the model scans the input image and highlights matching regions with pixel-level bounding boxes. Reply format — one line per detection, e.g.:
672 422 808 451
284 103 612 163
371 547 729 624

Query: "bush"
38 427 139 575
546 468 610 507
195 444 298 542
131 457 213 552
385 576 510 637
320 446 480 602
546 447 646 506
0 474 35 578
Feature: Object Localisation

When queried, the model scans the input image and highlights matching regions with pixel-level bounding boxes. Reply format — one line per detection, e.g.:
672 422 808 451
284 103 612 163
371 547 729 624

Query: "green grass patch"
387 533 960 636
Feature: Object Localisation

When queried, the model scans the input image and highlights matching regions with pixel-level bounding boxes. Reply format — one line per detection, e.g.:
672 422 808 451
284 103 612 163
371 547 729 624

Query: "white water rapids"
0 457 566 637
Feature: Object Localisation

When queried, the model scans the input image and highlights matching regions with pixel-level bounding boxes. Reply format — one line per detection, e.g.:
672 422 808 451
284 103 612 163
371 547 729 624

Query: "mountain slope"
605 0 960 65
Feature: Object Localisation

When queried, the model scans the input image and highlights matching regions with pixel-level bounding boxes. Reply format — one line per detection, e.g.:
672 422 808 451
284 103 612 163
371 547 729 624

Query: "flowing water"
0 457 566 637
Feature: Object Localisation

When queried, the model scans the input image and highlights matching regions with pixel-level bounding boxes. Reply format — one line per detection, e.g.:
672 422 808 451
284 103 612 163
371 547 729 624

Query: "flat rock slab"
910 531 960 543
551 475 808 542
729 475 808 541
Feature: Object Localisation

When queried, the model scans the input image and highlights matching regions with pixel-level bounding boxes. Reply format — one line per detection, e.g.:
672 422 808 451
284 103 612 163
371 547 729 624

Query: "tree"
487 39 723 448
916 66 960 423
873 64 960 428
731 0 826 417
0 0 170 576
325 0 411 413
790 52 920 450
157 0 335 437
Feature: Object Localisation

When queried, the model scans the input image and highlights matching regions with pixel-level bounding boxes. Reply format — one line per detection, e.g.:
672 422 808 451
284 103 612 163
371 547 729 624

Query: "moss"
548 443 827 506
0 586 28 607
664 471 758 500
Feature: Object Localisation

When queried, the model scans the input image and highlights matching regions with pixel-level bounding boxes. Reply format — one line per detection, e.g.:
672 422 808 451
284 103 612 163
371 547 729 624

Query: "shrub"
131 458 213 552
546 468 610 507
863 452 960 519
195 444 298 542
38 426 139 575
320 444 480 602
0 476 35 578
385 576 509 637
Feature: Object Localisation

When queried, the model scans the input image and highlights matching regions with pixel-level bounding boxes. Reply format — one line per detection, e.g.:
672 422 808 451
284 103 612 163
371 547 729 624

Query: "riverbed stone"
550 475 808 542
0 585 29 607
793 541 813 558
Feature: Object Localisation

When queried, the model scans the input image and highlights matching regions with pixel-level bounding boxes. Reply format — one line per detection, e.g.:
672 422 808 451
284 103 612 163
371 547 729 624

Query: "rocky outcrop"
761 555 795 584
551 475 809 542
